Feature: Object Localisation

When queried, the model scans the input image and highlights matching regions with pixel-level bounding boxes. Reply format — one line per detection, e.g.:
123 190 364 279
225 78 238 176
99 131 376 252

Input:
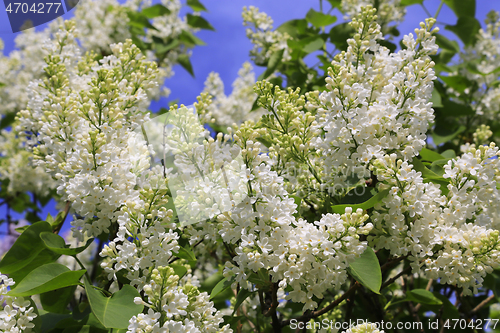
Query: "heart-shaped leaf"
8 263 85 297
40 232 94 255
332 189 389 214
347 247 382 294
84 278 143 329
0 221 52 275
210 276 234 300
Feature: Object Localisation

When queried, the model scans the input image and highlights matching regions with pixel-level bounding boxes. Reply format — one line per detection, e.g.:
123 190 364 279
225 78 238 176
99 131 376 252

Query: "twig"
470 294 495 315
403 276 425 333
282 282 361 327
53 201 71 234
380 255 408 272
381 266 412 290
415 279 433 311
232 288 257 333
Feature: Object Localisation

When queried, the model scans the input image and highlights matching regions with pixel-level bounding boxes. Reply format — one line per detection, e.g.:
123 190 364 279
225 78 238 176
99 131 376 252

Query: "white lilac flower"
0 274 37 333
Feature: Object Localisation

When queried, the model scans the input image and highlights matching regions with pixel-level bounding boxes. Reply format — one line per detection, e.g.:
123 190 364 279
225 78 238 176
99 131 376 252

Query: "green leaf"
430 293 460 320
440 99 474 117
411 158 447 181
0 221 52 275
405 289 443 305
40 232 94 255
210 276 233 299
419 148 444 162
277 19 308 39
39 312 72 333
177 54 194 77
326 0 341 9
187 0 207 12
340 186 374 205
15 225 30 234
8 263 86 297
10 193 33 213
127 11 157 31
0 112 16 130
84 278 143 329
440 149 456 159
432 124 466 145
305 8 337 28
302 36 325 54
8 249 61 284
141 4 171 18
187 14 214 30
435 33 460 53
400 0 423 6
155 39 180 55
173 246 197 262
347 247 381 294
179 30 205 46
258 49 284 80
439 75 472 94
329 22 354 51
445 16 480 46
232 289 254 314
170 264 188 279
431 88 443 108
331 189 390 214
443 0 475 18
40 286 76 313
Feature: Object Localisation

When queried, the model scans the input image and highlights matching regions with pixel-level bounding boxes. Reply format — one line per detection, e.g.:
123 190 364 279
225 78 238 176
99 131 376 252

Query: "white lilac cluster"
99 180 180 289
0 274 37 333
0 29 50 116
340 0 405 34
309 7 438 192
0 0 192 196
75 0 192 76
368 144 500 294
17 21 230 331
150 103 248 227
253 82 322 200
242 6 291 65
16 21 176 281
73 0 131 53
369 154 444 258
176 120 372 311
0 127 55 196
127 266 231 333
203 62 266 127
17 21 158 239
459 11 500 120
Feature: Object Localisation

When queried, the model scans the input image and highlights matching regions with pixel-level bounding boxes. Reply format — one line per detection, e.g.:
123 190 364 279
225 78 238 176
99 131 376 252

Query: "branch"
282 282 361 327
415 279 433 312
53 201 71 234
380 255 408 272
470 294 495 315
381 266 412 290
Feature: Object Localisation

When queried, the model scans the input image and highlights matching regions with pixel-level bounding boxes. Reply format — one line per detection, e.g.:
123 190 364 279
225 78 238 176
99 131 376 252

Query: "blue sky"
1 0 500 106
0 0 499 235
